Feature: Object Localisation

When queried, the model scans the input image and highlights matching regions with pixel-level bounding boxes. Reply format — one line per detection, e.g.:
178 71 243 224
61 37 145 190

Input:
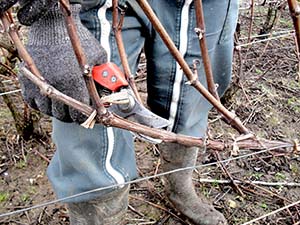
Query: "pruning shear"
92 62 170 142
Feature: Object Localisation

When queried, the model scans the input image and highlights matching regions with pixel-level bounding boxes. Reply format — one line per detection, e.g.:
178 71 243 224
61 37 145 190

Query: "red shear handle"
92 62 129 92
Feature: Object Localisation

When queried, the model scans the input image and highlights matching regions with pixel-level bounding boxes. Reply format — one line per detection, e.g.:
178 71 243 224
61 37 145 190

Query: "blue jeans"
47 0 238 202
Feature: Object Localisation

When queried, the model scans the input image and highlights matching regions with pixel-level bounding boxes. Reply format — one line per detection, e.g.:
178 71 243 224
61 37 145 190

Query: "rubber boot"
67 185 129 225
159 143 227 225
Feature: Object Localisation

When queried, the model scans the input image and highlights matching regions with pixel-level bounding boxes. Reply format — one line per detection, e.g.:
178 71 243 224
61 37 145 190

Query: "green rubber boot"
68 185 129 225
159 143 227 225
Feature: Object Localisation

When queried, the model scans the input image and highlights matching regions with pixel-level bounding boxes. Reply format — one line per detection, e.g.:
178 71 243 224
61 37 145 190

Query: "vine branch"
194 0 220 101
19 66 293 152
112 0 142 103
59 0 107 116
287 0 300 53
136 0 249 134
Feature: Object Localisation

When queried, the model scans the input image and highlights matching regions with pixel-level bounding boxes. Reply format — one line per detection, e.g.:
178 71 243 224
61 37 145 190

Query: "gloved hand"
17 3 107 123
0 0 58 26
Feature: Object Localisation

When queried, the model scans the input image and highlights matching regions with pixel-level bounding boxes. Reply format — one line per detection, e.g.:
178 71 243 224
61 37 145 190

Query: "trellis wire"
237 33 295 48
239 0 287 10
2 79 15 83
239 29 294 40
0 143 292 218
242 199 300 225
242 45 296 54
197 178 300 187
0 89 20 96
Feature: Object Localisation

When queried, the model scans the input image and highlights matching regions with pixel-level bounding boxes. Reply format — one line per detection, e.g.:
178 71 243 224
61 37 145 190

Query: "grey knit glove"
18 4 107 123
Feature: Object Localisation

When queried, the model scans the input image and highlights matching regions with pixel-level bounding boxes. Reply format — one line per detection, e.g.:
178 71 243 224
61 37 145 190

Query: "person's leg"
47 119 136 224
68 184 130 225
160 143 227 225
47 1 146 224
144 0 239 224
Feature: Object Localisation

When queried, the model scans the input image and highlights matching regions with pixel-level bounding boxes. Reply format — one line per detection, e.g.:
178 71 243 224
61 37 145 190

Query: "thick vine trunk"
0 32 46 141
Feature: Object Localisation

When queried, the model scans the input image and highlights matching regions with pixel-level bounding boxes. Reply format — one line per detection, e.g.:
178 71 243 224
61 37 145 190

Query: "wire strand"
242 199 300 225
0 143 292 218
239 29 294 40
237 33 295 47
0 89 21 96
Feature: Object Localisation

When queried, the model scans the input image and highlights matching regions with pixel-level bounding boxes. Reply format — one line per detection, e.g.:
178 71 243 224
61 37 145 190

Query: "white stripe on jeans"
167 0 193 131
98 0 113 61
98 0 125 185
106 127 125 185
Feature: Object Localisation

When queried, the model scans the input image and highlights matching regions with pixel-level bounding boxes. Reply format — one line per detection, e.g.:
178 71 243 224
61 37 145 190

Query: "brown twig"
214 151 245 197
154 158 160 176
0 23 18 59
129 195 188 224
194 0 220 101
286 206 297 224
240 178 300 223
136 0 249 134
232 22 254 107
0 61 17 77
293 33 300 80
137 167 164 200
59 0 107 116
34 149 50 163
112 0 143 103
0 13 43 80
238 185 273 199
128 204 145 218
243 180 293 203
244 31 272 78
287 0 300 53
248 0 255 43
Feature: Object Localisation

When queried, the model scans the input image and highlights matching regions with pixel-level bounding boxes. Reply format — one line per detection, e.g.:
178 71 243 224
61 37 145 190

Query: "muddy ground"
1 1 300 224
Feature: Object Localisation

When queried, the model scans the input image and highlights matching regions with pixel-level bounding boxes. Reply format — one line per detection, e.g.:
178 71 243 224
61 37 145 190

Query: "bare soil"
1 1 300 225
